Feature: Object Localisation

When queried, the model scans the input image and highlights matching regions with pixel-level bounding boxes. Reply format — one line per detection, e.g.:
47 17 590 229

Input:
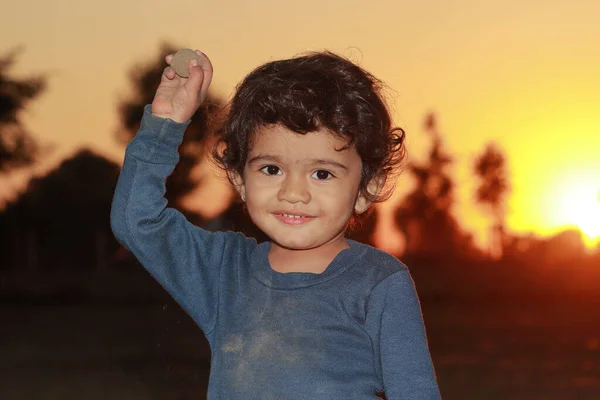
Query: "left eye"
311 170 333 180
260 165 282 175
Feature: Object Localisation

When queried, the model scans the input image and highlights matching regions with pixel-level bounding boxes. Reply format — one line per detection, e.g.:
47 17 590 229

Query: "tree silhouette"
473 143 510 258
0 47 46 172
0 149 121 271
116 43 224 214
395 113 474 258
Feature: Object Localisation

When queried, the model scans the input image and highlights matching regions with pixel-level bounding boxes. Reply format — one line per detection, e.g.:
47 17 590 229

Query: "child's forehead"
248 124 354 156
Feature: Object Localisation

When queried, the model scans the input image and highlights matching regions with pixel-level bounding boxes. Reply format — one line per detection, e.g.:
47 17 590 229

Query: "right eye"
260 165 282 176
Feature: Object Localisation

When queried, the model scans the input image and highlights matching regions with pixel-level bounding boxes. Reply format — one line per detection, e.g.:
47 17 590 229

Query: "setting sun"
549 171 600 246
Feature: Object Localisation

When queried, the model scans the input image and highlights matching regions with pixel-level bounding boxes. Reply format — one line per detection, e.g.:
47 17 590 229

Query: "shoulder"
208 229 258 255
349 240 408 280
340 241 418 325
337 240 412 301
185 228 258 268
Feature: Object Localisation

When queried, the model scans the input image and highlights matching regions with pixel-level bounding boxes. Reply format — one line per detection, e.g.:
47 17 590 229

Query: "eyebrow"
247 154 281 165
308 158 349 170
247 154 348 170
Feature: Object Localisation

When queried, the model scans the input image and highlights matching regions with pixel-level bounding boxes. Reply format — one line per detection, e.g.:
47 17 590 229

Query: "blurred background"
1 0 599 399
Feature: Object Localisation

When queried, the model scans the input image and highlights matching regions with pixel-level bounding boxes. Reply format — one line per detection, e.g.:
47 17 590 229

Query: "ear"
354 177 384 214
229 172 246 202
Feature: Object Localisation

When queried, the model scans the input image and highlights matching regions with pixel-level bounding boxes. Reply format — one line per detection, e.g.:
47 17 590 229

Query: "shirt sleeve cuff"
139 104 191 149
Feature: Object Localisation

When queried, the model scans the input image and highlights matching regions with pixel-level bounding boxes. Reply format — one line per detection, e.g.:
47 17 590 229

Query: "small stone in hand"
171 48 203 78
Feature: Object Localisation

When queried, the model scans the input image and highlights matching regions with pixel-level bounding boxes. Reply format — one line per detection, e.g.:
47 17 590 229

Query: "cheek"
319 186 358 212
245 179 275 205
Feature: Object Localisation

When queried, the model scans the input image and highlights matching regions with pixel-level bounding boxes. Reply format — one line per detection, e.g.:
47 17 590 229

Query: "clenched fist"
151 49 213 123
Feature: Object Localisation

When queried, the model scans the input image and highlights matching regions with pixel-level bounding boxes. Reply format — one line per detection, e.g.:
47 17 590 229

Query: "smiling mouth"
280 213 307 219
273 212 316 224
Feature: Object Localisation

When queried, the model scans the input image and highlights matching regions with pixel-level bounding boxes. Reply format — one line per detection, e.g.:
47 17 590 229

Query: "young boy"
111 49 441 399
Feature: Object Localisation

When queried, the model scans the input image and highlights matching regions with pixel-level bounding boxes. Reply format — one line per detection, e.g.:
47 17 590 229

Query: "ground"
1 267 599 399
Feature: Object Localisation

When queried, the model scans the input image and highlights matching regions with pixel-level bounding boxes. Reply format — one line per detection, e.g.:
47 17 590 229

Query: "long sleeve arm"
110 105 231 334
367 270 441 399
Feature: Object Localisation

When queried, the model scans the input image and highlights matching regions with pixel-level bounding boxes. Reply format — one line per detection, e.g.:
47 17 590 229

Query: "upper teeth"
283 214 304 218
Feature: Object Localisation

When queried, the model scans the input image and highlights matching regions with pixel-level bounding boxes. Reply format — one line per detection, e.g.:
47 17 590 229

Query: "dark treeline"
1 45 599 296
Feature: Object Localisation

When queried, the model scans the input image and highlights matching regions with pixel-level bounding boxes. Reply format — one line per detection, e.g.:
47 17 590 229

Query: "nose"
277 174 311 204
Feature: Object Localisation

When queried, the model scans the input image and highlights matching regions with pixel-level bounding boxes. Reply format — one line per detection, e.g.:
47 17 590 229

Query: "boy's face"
234 124 371 252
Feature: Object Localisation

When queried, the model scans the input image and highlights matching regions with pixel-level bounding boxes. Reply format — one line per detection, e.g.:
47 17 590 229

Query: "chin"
271 236 319 251
270 230 347 252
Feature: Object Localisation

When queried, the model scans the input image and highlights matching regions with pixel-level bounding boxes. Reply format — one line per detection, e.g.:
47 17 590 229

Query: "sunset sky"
1 0 599 249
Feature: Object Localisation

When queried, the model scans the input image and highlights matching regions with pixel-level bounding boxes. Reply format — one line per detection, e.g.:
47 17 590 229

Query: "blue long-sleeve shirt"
110 105 441 399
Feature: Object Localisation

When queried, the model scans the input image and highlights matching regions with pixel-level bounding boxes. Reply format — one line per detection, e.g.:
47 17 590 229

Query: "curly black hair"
213 50 405 203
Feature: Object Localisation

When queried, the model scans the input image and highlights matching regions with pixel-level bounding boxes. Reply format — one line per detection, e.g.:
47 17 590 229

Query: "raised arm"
110 50 231 334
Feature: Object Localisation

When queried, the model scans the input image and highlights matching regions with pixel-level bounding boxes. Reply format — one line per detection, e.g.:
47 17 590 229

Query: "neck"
268 238 349 274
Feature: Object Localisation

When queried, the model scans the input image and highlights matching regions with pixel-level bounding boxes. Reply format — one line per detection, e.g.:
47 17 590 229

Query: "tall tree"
0 47 46 172
395 113 472 258
473 142 510 258
116 43 224 212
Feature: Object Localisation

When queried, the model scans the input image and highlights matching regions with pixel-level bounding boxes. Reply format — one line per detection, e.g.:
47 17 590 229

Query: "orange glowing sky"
1 0 599 249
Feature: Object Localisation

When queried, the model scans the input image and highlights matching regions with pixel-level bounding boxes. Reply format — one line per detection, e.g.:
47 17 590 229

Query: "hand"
151 49 213 123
